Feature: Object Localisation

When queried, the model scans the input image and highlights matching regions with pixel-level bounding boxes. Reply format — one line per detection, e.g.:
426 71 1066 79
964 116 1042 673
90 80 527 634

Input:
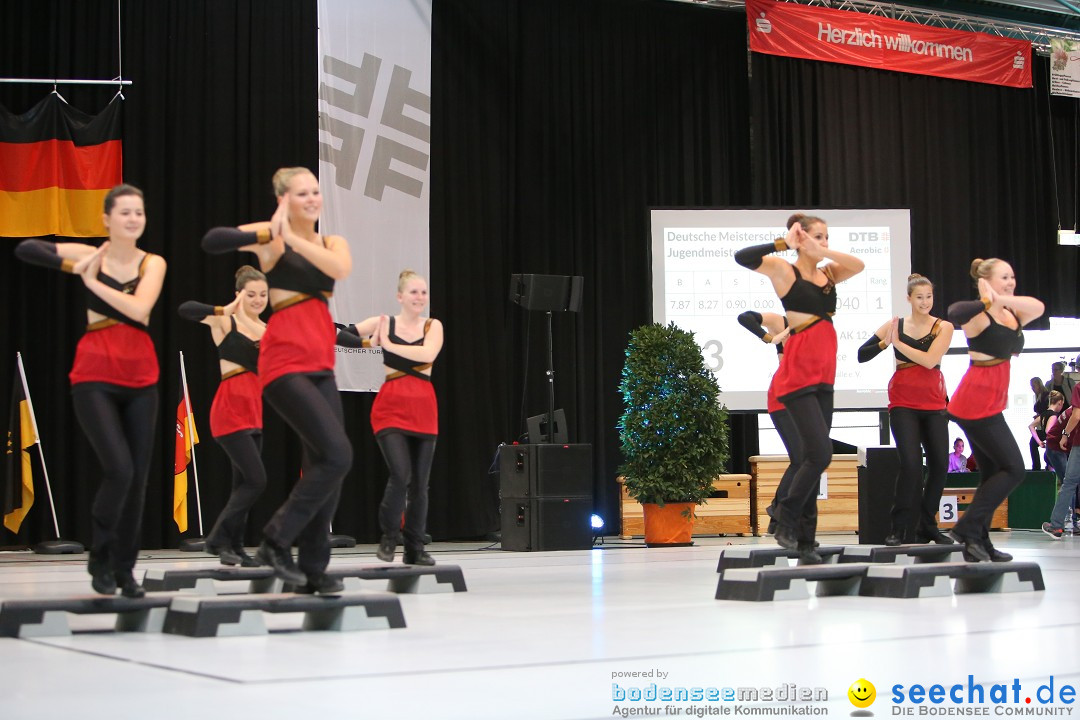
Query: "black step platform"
0 594 175 638
315 564 467 594
859 561 1045 599
162 591 407 637
715 563 871 602
839 544 964 565
142 566 280 594
716 546 845 574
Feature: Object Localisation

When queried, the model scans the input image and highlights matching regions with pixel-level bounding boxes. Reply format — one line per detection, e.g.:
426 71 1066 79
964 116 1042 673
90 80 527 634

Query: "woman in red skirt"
339 270 443 565
735 214 864 562
179 266 268 567
858 274 954 546
15 184 166 598
947 258 1043 562
202 167 352 593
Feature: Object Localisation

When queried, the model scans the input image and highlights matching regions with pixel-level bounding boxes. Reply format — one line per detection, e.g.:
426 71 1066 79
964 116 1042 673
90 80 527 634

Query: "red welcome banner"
748 0 1031 89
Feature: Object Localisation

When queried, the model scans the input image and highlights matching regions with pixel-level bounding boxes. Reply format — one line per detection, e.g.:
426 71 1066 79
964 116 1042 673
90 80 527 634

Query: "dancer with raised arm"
947 258 1044 561
736 310 799 536
734 214 864 562
857 274 954 546
15 184 166 598
202 167 352 593
339 270 443 565
179 266 268 567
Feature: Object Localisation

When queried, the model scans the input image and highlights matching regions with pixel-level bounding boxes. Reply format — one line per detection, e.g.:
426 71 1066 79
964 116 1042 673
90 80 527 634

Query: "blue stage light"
590 513 604 530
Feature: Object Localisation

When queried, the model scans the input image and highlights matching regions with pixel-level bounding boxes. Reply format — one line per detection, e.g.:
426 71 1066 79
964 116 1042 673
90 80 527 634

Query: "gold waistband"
271 291 333 312
895 361 917 370
971 358 1007 367
385 364 433 382
221 367 250 380
87 317 121 331
789 313 834 335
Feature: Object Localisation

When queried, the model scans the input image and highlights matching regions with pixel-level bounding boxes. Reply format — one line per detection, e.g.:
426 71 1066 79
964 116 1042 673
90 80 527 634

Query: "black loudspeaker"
509 274 584 313
500 497 593 551
857 446 899 544
499 443 593 551
499 443 592 497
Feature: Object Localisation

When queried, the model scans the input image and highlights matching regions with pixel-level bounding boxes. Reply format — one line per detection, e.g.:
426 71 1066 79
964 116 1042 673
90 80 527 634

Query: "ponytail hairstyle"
906 273 933 296
271 167 315 197
970 258 1001 289
104 184 144 214
786 213 826 232
235 264 267 291
397 268 424 292
1049 390 1065 406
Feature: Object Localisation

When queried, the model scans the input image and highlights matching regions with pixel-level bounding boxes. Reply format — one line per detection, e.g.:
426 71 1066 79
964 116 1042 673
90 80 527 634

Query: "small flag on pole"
4 365 37 534
174 392 199 533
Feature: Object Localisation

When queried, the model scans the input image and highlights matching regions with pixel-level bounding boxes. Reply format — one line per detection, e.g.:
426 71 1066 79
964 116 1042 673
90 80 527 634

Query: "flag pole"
18 353 83 554
179 351 204 536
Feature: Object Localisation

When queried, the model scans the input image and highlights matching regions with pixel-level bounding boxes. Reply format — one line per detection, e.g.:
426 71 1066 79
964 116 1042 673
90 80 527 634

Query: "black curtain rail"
0 78 132 86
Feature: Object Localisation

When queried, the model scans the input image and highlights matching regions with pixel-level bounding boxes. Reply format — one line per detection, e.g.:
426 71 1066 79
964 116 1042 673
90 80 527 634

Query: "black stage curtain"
750 52 1080 321
430 0 752 533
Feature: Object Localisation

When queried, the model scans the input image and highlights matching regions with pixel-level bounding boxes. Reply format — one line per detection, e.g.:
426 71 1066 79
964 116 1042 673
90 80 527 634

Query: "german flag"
0 94 122 238
174 393 199 533
3 369 37 535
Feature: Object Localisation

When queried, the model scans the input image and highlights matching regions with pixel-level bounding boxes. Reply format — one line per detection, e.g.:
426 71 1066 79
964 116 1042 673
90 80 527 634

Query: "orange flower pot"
641 502 695 546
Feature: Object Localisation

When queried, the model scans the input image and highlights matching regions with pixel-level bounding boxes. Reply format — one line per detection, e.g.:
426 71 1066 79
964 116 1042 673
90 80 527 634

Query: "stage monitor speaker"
499 443 592 498
509 274 583 313
857 446 899 545
500 496 593 551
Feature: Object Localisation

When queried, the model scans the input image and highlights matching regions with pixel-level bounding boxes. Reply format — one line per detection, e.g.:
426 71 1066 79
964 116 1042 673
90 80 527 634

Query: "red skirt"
69 323 159 388
888 364 947 411
371 374 438 436
772 319 837 403
947 361 1010 421
259 298 336 388
210 370 263 437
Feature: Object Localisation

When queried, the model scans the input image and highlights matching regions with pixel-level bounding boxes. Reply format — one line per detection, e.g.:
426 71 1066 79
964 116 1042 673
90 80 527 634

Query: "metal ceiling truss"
681 0 1080 53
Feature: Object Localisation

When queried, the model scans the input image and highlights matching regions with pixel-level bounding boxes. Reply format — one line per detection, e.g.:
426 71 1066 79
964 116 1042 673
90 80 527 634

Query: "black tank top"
217 316 259 373
780 265 837 316
265 243 334 298
967 310 1024 359
894 318 941 367
86 253 151 328
382 316 432 379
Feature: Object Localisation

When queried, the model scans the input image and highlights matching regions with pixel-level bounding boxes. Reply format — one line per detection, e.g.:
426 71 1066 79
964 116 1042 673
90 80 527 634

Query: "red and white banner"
748 0 1031 89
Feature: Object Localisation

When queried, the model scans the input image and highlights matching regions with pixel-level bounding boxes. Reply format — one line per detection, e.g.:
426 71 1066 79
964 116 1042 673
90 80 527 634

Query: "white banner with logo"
317 0 432 391
1050 38 1080 98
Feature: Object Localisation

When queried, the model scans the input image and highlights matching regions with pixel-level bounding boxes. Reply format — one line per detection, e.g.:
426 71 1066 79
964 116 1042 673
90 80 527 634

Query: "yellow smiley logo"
848 679 876 708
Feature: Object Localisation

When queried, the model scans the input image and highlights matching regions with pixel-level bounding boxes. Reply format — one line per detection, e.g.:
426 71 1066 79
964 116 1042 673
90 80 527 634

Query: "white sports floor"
0 531 1076 720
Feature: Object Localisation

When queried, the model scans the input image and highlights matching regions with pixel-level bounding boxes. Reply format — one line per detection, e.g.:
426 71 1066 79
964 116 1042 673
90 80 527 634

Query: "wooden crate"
616 475 752 539
936 488 1009 530
750 454 860 534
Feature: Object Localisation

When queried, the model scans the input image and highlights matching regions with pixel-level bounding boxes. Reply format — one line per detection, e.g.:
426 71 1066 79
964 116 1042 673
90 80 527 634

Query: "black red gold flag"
3 370 36 534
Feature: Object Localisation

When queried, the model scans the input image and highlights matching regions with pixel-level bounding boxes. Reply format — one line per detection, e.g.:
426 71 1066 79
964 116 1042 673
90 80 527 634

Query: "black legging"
376 431 436 553
775 389 833 545
71 382 158 574
206 431 266 550
262 372 352 576
952 413 1025 541
766 408 808 530
888 407 949 540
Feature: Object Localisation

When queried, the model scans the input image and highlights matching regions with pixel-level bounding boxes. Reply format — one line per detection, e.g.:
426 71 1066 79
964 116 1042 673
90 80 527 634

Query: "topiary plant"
618 322 729 506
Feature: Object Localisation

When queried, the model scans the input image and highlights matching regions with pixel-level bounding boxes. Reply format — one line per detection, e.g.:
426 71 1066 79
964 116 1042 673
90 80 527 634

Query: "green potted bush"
618 322 729 545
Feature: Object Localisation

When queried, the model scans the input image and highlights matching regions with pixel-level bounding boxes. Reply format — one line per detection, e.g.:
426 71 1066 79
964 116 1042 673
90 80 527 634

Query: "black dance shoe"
984 539 1012 563
376 535 398 563
403 549 436 566
255 539 307 586
293 572 345 595
234 547 261 568
796 544 823 565
883 533 904 547
918 527 953 545
207 542 244 567
773 525 799 551
116 572 146 599
949 530 990 563
88 553 116 595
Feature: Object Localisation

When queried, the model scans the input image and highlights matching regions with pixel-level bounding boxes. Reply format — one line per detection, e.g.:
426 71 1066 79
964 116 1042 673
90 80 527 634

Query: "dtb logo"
755 12 772 33
1013 52 1026 69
